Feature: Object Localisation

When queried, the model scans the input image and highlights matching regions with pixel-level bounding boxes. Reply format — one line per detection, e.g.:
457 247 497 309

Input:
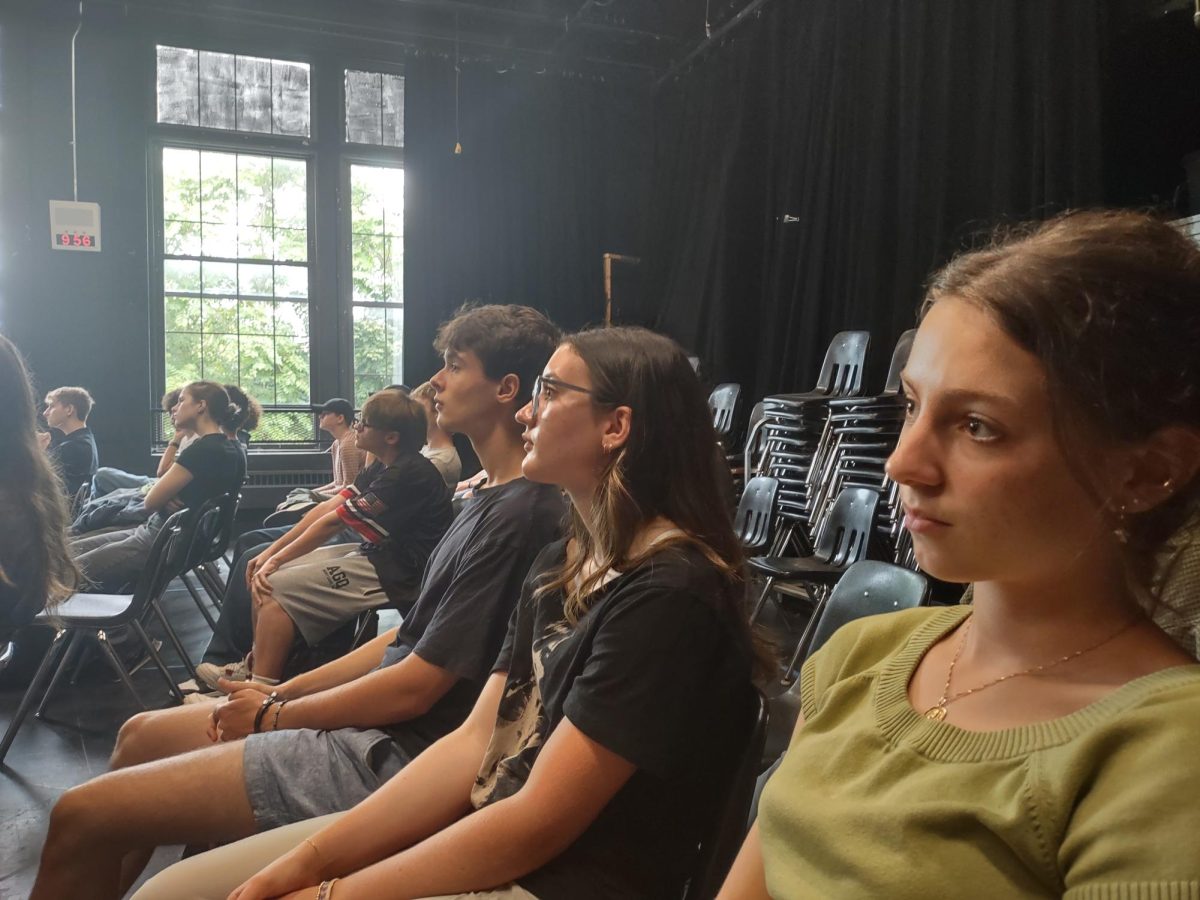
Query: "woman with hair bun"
123 327 768 900
223 384 262 447
71 380 246 593
721 210 1200 898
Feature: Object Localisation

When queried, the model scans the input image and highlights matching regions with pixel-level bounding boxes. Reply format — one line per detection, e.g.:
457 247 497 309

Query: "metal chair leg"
180 572 218 631
749 577 775 625
198 562 226 605
35 631 83 718
95 630 146 711
781 584 830 684
351 610 379 649
131 620 185 704
0 628 70 765
149 598 200 687
68 640 96 685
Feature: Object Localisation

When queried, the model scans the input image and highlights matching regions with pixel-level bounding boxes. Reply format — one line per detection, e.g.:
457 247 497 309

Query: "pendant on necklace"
923 705 947 722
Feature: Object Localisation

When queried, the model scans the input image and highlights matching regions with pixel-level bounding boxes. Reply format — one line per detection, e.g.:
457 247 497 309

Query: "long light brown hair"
536 326 774 677
0 334 78 619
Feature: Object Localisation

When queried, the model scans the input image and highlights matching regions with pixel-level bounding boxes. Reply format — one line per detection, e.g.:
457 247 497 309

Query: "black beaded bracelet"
253 691 280 734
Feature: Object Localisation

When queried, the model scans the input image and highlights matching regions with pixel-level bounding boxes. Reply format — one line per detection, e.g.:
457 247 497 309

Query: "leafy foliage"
161 150 405 434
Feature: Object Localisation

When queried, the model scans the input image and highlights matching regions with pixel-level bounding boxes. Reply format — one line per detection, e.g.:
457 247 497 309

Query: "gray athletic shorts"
268 543 392 646
242 726 416 831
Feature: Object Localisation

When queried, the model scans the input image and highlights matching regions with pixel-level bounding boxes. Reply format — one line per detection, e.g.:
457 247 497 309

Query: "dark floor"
0 575 218 898
0 559 810 900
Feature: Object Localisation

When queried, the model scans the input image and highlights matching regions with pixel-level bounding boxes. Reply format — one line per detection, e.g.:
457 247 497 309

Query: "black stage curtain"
402 55 652 383
649 0 1107 399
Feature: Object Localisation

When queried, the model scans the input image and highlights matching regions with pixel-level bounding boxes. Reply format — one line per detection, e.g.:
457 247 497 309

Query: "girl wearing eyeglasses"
134 326 770 900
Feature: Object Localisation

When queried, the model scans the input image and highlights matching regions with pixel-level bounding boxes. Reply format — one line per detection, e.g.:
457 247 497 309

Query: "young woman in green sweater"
722 210 1200 899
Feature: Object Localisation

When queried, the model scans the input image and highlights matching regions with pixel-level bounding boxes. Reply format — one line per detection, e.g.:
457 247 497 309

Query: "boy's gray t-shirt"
377 477 565 756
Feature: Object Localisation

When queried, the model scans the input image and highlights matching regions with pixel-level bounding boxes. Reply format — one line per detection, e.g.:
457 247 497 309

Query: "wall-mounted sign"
49 200 101 252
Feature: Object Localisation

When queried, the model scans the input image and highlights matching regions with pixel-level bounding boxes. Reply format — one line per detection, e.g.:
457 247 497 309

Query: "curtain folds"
649 0 1107 399
402 55 652 382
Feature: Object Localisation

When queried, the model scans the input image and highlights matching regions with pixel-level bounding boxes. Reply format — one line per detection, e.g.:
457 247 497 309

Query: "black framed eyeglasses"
531 374 595 418
352 416 373 431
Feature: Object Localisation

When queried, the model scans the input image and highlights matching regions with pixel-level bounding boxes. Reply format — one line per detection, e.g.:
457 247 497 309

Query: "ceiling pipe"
376 0 675 43
86 0 664 74
655 0 774 88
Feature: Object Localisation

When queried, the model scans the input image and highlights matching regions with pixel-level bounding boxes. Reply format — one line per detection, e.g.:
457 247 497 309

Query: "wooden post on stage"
603 253 641 326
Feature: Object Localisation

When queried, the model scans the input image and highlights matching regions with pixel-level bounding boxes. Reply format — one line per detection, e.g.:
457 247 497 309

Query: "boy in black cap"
311 398 364 498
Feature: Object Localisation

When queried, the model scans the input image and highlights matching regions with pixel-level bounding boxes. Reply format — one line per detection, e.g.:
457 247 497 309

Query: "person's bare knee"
33 783 125 900
36 743 259 899
43 780 112 861
112 710 159 769
111 704 215 770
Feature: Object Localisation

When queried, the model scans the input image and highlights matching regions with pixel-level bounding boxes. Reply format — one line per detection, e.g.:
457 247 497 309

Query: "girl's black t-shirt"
174 433 246 510
475 538 756 900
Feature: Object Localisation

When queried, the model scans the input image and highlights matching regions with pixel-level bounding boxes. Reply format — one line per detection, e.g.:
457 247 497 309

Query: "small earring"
1162 478 1175 491
1113 503 1130 543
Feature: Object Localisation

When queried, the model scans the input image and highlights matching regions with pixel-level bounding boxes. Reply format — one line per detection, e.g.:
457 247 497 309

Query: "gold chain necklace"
921 616 1140 722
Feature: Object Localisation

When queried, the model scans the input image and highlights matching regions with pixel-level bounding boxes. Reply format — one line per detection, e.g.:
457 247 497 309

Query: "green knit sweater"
759 605 1200 899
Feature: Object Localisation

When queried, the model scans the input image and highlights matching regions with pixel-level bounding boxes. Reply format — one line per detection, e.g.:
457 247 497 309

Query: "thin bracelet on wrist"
316 878 339 900
253 691 279 733
271 698 289 731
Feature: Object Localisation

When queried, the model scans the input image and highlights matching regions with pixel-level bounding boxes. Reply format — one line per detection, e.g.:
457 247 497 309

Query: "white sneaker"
181 691 221 705
195 658 250 693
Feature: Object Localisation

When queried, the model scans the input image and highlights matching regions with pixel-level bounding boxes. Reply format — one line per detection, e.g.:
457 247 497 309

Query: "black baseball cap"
314 398 355 421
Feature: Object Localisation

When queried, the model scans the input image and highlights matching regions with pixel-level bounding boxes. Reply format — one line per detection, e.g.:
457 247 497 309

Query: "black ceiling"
12 0 758 75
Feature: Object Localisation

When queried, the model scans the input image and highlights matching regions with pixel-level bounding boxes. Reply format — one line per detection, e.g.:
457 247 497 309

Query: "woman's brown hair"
182 381 239 432
535 326 775 678
925 209 1200 614
0 334 78 619
223 384 262 433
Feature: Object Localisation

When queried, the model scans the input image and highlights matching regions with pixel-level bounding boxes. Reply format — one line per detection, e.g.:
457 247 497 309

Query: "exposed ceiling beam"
374 0 680 44
655 0 774 88
74 0 668 74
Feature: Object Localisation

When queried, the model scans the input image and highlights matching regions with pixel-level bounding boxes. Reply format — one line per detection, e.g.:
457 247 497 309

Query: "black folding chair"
0 511 192 767
733 476 778 554
188 491 241 607
683 689 769 900
748 486 880 681
760 560 930 765
708 383 742 447
756 331 871 552
149 496 234 685
740 401 767 479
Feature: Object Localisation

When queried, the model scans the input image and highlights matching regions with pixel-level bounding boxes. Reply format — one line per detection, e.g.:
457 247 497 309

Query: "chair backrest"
191 491 241 566
708 383 742 442
684 689 769 900
813 486 879 567
128 509 191 612
814 330 870 398
804 560 930 660
180 494 234 571
757 560 930 778
881 329 917 395
733 476 778 552
741 402 766 475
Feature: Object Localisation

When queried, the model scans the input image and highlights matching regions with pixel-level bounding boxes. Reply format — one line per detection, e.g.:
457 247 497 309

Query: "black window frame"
147 42 408 450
